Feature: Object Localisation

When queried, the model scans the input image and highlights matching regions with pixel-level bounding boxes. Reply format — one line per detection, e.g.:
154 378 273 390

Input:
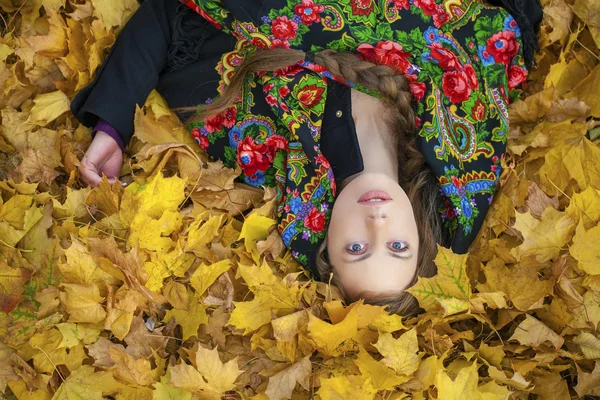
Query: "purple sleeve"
93 119 126 151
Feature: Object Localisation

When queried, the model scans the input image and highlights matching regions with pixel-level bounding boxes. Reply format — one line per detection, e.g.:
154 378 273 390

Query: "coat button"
335 110 343 118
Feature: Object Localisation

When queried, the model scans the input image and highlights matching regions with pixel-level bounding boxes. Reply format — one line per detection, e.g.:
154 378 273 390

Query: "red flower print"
409 81 426 102
463 64 478 89
266 134 289 157
508 65 527 89
392 0 410 10
357 40 411 74
204 114 224 134
191 127 201 138
415 116 421 128
197 136 209 150
414 0 437 16
280 102 290 112
203 107 237 133
222 107 237 129
278 86 290 98
492 155 499 163
296 84 325 109
294 0 325 25
350 0 375 16
315 153 331 168
442 70 471 103
486 30 520 65
305 208 326 233
271 16 298 40
471 100 486 121
263 83 274 92
433 7 450 28
270 39 291 48
237 137 272 176
273 63 304 77
443 197 456 219
429 43 460 71
265 94 278 107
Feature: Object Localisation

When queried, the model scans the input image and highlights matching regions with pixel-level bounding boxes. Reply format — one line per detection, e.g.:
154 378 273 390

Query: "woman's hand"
79 131 123 186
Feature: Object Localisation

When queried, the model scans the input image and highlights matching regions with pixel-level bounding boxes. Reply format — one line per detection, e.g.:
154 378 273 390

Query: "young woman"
72 0 542 314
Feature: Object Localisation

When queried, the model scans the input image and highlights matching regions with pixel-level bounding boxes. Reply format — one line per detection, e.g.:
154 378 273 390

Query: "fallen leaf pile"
0 0 599 399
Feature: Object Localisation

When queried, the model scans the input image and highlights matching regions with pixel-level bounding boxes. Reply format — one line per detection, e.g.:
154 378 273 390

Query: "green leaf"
406 246 472 316
375 24 394 41
349 25 375 43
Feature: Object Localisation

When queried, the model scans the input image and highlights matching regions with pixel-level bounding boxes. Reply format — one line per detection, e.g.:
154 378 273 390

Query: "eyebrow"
345 251 413 264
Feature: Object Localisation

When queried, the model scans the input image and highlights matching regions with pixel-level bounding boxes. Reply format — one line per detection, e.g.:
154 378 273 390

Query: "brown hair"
185 47 444 316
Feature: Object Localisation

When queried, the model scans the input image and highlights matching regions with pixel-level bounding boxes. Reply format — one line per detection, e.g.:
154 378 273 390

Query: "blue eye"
387 241 409 252
346 242 369 255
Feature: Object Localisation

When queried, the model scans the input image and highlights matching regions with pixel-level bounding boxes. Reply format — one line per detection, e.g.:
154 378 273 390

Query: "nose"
366 212 387 227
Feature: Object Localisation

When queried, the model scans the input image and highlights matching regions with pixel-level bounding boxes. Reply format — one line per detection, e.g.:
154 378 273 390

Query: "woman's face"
327 172 420 298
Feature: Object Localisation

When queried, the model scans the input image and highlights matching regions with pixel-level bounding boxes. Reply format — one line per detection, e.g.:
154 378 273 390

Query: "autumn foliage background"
0 0 599 398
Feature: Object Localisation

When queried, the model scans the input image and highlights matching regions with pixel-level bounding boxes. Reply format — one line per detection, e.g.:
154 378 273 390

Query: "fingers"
79 156 102 187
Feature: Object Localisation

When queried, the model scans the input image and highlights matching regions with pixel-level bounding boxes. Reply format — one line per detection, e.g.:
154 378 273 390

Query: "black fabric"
70 0 234 145
70 0 365 182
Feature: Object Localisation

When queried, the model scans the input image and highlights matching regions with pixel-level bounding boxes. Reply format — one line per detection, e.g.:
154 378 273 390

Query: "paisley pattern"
182 0 527 270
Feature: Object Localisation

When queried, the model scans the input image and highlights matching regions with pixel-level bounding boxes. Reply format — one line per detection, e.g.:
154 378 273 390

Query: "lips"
358 190 392 205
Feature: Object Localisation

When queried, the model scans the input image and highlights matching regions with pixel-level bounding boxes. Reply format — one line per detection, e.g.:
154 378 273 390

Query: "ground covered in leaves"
0 0 599 399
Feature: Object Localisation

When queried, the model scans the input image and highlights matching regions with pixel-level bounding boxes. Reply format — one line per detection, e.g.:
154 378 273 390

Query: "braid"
313 49 416 134
312 49 424 185
183 47 426 182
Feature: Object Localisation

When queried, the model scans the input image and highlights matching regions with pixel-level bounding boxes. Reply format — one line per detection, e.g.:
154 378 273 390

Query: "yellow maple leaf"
58 282 107 324
539 134 600 194
511 207 575 263
566 187 600 230
51 365 124 400
145 243 194 292
229 262 300 334
190 260 232 296
153 370 193 400
163 291 208 341
90 0 139 29
27 90 70 125
477 257 553 311
354 346 407 391
570 221 600 275
407 245 471 315
238 213 276 258
0 261 32 314
307 307 358 357
108 347 153 386
0 196 43 247
126 171 187 219
373 328 420 376
168 346 242 399
435 362 482 400
59 238 98 285
316 375 377 400
185 212 226 253
567 65 600 117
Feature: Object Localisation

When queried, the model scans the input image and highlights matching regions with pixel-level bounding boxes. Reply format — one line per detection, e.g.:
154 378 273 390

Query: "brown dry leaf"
477 257 553 311
264 356 311 400
509 314 564 350
575 361 600 397
511 207 575 263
